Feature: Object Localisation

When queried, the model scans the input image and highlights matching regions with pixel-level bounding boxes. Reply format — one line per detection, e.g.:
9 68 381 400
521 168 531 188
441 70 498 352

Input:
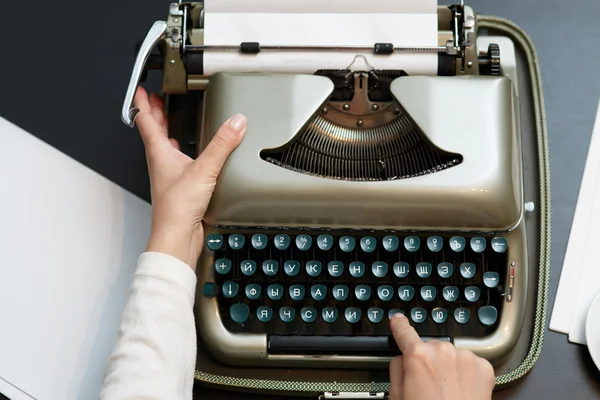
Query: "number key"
360 236 376 253
228 234 244 250
295 234 312 251
427 236 442 252
404 236 420 252
317 234 333 251
274 234 290 250
383 235 399 252
339 236 356 252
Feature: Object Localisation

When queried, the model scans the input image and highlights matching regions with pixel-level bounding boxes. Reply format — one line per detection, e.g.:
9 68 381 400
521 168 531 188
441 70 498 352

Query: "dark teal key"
228 234 244 250
214 258 231 275
398 285 414 301
322 307 338 323
280 306 295 323
274 234 290 250
449 236 465 252
256 306 272 323
483 272 500 288
328 261 344 277
470 237 486 253
206 234 224 251
393 262 409 278
410 307 426 323
454 308 470 324
262 260 279 276
317 235 333 250
289 284 305 301
460 262 476 279
339 236 356 252
332 285 349 301
416 262 432 278
344 307 361 324
251 234 268 250
465 286 480 302
404 236 420 252
432 307 447 324
367 307 384 323
306 261 322 277
301 307 317 323
310 285 327 301
355 285 371 301
420 285 436 301
437 262 453 278
267 284 283 300
382 236 399 252
245 284 261 300
295 234 312 251
349 261 365 278
360 237 376 253
427 236 443 252
491 237 507 253
203 282 216 297
377 285 393 302
283 260 300 276
443 286 459 302
372 261 388 278
478 306 498 326
230 303 249 324
222 282 238 298
240 260 257 276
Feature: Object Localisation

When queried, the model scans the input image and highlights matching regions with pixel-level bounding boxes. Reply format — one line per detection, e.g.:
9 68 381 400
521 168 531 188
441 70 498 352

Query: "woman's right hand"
389 313 495 399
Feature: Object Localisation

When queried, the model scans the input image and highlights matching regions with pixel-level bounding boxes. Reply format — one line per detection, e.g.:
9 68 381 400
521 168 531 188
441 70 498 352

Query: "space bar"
267 335 450 355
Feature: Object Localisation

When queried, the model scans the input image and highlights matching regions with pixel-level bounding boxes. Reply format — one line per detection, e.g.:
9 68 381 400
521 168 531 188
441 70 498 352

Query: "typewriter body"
122 1 531 369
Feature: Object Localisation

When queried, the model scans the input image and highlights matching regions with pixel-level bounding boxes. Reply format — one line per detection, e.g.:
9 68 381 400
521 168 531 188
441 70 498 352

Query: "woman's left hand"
134 86 247 269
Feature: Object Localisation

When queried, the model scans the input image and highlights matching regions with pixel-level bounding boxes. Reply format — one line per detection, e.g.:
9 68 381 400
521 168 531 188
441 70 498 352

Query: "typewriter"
122 1 532 369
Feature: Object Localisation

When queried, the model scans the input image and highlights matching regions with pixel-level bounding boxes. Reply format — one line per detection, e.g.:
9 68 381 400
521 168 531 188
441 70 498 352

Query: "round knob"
479 43 501 76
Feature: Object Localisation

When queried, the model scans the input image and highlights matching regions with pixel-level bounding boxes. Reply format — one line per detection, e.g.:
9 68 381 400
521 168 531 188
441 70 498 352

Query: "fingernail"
392 313 405 319
228 113 247 132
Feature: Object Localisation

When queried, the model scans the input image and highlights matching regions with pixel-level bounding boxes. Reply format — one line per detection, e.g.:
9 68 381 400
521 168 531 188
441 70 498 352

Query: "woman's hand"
389 314 495 400
133 86 247 269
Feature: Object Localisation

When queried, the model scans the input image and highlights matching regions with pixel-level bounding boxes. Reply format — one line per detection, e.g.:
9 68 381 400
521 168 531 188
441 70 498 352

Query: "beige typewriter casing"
122 2 549 395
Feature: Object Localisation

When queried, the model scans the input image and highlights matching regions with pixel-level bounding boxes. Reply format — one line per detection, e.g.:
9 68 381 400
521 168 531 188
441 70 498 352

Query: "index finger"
133 86 167 150
390 314 422 354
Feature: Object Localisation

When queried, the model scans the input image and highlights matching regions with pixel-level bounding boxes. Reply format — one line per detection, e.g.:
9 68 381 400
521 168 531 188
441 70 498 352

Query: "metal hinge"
319 393 387 399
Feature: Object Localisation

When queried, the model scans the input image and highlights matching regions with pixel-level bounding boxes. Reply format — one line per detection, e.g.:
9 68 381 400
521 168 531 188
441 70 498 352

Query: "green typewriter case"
122 4 550 398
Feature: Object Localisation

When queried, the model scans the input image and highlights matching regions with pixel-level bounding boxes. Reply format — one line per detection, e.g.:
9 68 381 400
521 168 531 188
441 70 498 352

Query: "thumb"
193 114 247 182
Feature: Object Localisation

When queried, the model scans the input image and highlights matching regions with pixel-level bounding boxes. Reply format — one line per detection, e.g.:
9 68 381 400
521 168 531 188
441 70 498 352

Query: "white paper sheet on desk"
549 98 600 335
549 96 600 344
0 116 152 399
567 99 600 344
202 0 439 76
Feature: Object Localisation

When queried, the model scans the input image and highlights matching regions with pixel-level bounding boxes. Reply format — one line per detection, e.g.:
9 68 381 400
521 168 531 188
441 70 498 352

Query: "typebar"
267 335 450 356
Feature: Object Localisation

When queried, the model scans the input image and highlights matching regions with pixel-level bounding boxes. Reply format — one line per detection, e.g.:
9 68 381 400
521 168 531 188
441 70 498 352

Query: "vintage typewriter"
122 1 534 371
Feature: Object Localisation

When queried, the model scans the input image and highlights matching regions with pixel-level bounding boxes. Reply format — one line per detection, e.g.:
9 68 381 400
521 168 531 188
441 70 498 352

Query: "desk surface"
1 0 600 399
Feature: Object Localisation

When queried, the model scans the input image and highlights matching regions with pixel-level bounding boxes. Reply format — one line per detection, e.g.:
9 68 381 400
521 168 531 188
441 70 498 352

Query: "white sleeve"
99 252 198 400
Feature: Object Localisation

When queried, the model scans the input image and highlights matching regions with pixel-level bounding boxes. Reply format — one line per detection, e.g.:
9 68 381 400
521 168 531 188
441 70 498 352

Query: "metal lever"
121 21 168 127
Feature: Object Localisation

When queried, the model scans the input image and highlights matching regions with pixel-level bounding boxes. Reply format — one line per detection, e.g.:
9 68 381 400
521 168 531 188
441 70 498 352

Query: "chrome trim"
121 21 168 127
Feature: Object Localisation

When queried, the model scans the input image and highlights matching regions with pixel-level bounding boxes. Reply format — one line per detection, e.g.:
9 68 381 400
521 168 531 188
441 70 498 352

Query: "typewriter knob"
479 43 501 76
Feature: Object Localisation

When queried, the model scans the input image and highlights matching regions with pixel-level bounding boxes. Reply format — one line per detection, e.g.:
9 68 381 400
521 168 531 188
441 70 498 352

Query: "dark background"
1 0 600 399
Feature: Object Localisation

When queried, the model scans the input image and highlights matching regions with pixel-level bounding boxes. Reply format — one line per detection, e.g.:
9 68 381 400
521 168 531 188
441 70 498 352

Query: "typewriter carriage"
122 2 522 233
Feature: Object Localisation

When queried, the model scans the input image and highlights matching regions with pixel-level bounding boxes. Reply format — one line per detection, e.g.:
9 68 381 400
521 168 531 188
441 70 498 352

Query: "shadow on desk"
580 345 600 383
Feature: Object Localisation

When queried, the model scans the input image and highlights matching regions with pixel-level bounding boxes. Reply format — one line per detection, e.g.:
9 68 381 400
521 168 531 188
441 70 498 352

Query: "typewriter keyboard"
203 231 508 353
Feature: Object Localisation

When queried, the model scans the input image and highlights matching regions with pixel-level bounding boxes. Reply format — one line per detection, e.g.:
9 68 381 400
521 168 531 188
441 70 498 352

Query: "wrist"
146 226 201 269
